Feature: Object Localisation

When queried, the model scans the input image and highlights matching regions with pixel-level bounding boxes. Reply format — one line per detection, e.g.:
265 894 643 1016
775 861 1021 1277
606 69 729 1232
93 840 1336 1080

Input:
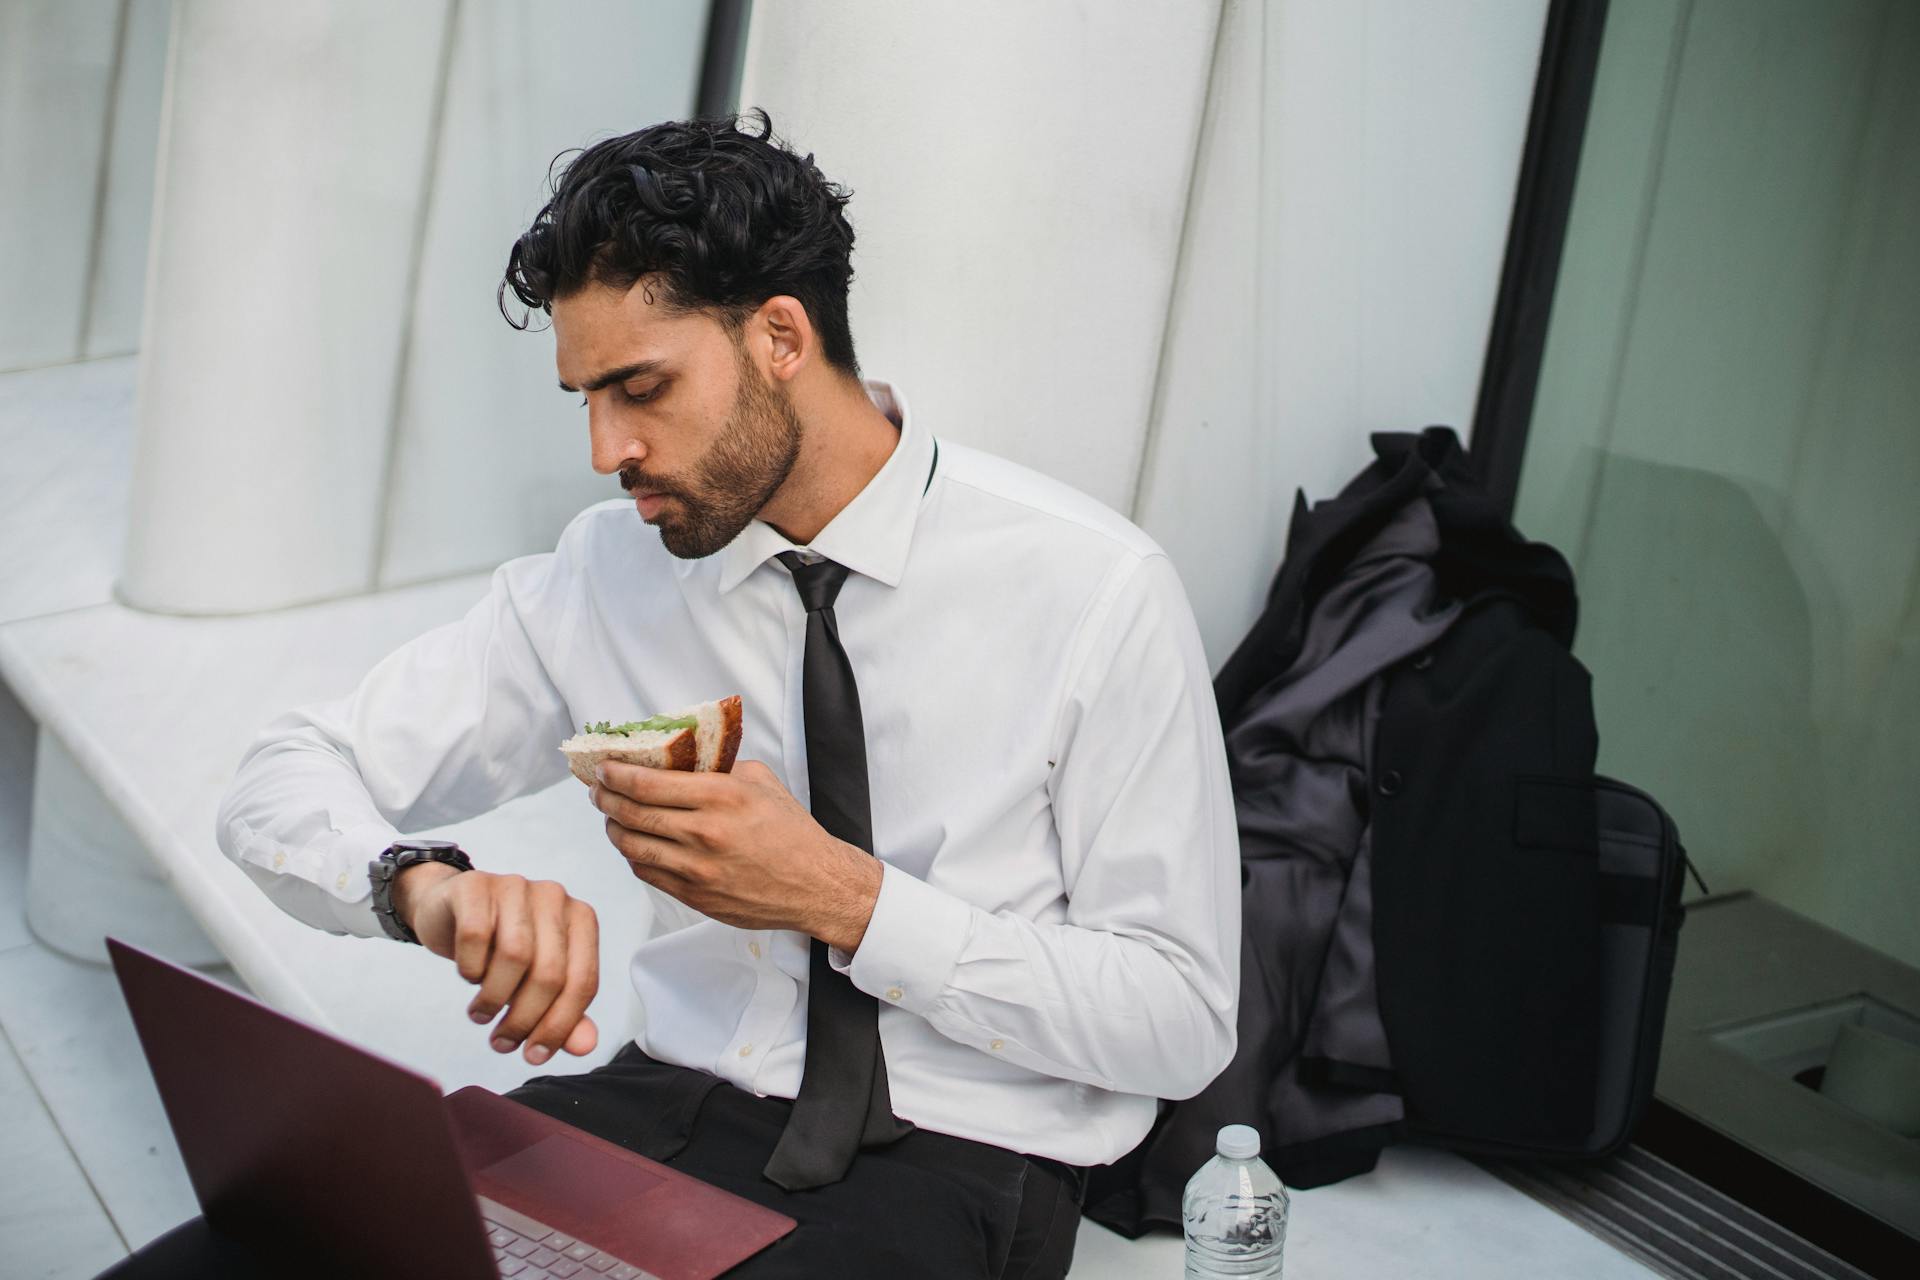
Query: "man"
216 109 1240 1278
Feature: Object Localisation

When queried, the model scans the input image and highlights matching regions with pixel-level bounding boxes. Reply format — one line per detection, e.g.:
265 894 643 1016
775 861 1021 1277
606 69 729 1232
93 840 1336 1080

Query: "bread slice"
557 694 744 784
690 694 744 773
558 726 696 785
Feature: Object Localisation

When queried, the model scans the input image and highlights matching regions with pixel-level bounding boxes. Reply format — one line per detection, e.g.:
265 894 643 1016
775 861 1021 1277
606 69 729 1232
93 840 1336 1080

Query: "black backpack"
1084 428 1689 1235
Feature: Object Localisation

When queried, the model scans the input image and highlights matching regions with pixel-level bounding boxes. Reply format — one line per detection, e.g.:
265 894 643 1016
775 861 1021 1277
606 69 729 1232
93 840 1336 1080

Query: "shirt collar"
709 377 935 595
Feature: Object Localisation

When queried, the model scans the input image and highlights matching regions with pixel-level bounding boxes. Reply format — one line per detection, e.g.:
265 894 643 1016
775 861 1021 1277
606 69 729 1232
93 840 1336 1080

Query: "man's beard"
621 346 805 559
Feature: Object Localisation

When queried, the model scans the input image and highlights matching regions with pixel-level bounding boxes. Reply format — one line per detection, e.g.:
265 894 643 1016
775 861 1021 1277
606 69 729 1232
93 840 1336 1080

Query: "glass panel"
1516 0 1920 973
1512 0 1920 1242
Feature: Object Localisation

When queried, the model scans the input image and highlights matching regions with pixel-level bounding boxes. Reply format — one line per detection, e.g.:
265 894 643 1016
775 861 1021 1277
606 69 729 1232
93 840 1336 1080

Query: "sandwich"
558 695 744 784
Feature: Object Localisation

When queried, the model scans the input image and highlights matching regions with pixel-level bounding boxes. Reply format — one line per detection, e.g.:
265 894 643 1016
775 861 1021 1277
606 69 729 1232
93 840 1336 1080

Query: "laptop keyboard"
478 1194 659 1280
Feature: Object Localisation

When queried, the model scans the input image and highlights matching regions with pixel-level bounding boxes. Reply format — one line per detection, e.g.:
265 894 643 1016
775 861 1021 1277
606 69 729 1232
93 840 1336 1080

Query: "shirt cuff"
314 820 403 938
828 862 972 1017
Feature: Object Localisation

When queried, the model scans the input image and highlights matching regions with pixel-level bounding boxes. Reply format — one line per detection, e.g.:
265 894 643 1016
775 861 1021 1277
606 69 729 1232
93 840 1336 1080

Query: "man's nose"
588 405 645 476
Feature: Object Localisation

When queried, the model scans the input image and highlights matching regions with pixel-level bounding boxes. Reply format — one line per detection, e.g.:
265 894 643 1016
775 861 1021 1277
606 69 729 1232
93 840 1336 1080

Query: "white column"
119 0 453 615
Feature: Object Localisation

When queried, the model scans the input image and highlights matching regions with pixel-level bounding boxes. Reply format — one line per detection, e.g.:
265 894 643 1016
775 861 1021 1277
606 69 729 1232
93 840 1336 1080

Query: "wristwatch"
368 840 473 944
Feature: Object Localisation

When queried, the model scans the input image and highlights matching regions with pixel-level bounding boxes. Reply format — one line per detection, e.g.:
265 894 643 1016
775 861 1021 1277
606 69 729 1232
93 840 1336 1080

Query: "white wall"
1141 0 1551 666
119 0 708 614
0 0 116 371
378 0 707 588
122 0 453 614
84 0 1548 640
83 0 171 359
0 0 169 373
738 0 1222 517
741 0 1550 671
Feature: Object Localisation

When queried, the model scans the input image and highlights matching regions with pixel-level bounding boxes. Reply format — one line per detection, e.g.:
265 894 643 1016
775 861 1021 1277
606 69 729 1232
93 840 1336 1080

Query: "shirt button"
273 852 286 868
748 941 762 959
990 1039 1004 1052
335 872 348 889
738 1044 754 1058
885 986 904 1002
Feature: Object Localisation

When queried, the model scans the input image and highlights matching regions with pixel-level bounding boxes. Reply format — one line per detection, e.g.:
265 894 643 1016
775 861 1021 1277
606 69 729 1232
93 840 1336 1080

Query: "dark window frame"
696 0 754 119
1466 0 1612 515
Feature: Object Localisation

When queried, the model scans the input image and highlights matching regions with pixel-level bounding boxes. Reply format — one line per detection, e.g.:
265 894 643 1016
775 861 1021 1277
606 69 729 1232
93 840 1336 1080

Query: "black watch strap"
368 841 473 944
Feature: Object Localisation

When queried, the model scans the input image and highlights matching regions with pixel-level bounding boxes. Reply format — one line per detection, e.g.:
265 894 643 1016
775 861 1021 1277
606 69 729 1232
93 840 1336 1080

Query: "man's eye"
577 384 661 408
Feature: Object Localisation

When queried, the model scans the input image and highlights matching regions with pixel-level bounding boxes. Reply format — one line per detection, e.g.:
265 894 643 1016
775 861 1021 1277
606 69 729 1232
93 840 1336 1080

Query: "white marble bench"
0 357 1654 1277
0 356 660 1094
0 569 659 1083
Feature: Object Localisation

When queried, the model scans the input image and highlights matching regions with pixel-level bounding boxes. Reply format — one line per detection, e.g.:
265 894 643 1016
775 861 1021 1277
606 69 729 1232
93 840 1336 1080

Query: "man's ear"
753 295 814 385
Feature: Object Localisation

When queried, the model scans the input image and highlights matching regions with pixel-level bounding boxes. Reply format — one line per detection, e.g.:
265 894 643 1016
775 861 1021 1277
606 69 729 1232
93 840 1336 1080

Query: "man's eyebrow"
557 358 668 394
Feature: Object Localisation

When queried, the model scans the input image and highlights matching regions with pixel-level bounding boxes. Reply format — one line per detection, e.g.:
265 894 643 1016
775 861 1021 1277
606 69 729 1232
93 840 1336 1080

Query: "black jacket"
1085 428 1600 1235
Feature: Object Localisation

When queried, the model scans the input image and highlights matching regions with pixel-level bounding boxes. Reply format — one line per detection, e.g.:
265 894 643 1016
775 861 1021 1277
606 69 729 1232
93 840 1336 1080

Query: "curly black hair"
499 108 860 378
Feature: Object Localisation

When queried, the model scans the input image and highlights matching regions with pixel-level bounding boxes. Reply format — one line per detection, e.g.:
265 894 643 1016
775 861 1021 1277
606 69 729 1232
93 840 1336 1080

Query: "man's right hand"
394 862 600 1067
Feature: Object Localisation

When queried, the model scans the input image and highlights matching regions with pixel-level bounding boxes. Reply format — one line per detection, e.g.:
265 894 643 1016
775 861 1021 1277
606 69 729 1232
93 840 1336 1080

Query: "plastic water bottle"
1182 1124 1289 1278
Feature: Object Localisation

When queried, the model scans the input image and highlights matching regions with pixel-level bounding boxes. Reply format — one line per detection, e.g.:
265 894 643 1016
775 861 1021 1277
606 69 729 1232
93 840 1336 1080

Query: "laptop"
106 937 795 1279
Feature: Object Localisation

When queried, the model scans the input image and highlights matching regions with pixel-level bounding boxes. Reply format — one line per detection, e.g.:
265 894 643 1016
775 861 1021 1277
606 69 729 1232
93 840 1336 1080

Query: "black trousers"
96 1045 1084 1280
503 1042 1085 1279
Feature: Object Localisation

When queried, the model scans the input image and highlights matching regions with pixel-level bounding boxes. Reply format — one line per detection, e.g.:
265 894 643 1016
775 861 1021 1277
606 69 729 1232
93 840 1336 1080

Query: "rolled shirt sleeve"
213 524 582 938
832 552 1242 1101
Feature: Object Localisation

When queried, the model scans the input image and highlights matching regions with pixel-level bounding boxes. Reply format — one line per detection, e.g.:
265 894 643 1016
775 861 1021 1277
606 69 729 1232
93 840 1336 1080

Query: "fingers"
522 897 601 1064
593 759 726 809
467 874 530 1029
450 872 496 985
563 1014 598 1058
438 873 600 1063
604 816 711 911
590 781 698 845
489 880 571 1060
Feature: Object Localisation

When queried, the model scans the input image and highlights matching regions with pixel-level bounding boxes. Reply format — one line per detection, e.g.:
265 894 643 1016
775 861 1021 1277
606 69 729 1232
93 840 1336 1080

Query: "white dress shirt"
215 378 1241 1166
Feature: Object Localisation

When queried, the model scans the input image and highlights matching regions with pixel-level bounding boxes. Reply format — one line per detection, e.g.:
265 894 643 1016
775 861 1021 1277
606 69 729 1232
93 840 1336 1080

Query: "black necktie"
763 550 913 1190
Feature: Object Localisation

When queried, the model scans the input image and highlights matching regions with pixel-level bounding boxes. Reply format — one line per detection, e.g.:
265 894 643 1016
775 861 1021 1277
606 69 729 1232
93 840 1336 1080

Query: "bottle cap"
1216 1124 1261 1160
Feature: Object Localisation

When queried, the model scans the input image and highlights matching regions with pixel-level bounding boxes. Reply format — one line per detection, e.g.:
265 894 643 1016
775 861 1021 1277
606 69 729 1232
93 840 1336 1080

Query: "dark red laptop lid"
107 937 499 1279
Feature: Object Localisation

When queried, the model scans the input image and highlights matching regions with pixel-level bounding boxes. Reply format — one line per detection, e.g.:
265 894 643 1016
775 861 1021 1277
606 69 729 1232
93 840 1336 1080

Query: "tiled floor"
0 1030 126 1280
0 353 151 1279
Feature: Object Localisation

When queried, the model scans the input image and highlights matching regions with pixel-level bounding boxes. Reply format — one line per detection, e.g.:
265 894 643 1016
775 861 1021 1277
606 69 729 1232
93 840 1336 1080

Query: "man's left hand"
589 759 882 952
